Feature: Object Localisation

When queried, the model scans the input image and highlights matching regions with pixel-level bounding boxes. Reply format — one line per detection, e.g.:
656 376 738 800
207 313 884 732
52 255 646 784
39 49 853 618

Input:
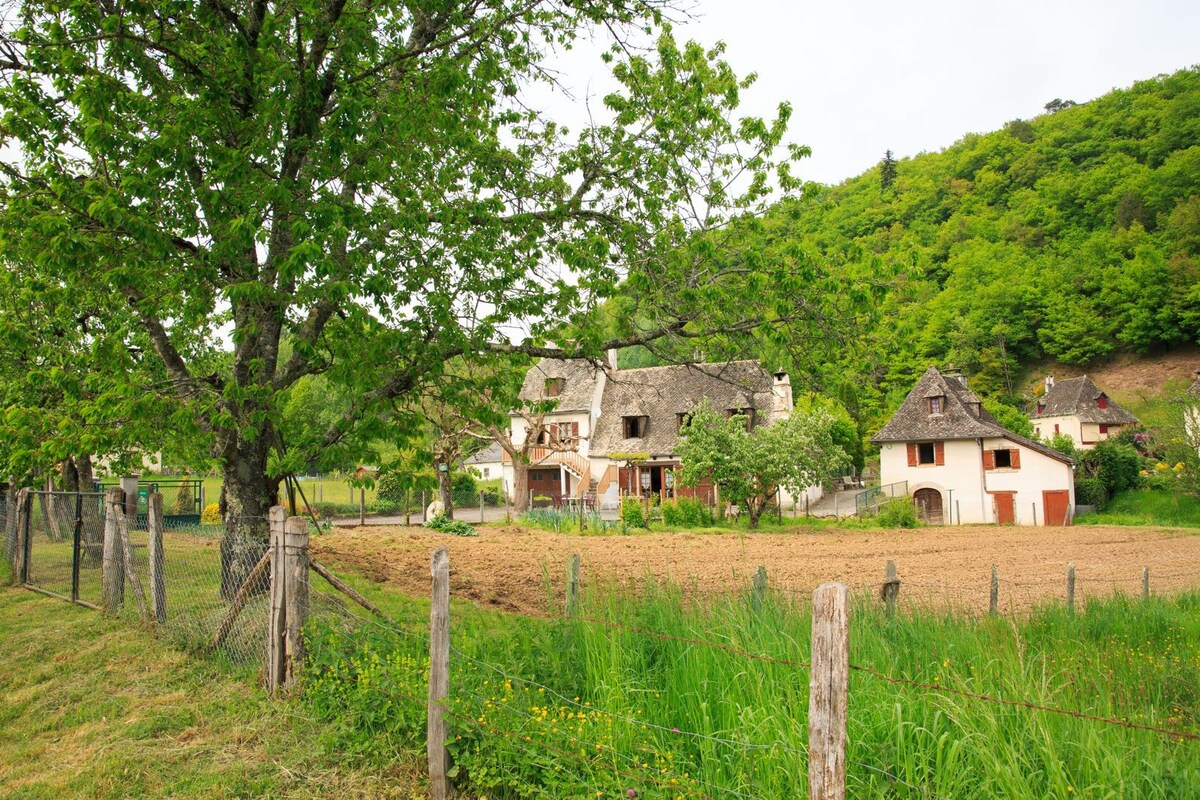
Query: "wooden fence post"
429 547 451 800
359 488 365 526
10 488 29 586
115 502 149 622
882 560 899 620
989 564 999 615
102 487 125 611
1066 562 1076 612
809 582 850 800
283 515 309 689
1142 566 1150 600
752 565 767 612
267 506 287 693
566 553 580 616
148 492 166 624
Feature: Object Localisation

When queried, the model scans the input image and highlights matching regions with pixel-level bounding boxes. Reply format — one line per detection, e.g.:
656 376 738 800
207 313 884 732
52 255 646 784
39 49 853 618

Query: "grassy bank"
305 573 1200 798
0 575 419 799
1079 489 1200 528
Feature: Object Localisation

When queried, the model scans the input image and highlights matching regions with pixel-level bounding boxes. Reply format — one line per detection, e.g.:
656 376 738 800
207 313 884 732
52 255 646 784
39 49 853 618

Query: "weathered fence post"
752 565 768 612
115 501 149 622
267 507 287 692
566 552 581 615
9 488 28 586
809 582 850 800
429 547 451 800
359 487 365 527
1066 562 1076 613
882 560 900 620
102 487 125 611
480 490 485 524
148 492 166 624
71 492 83 602
1142 566 1150 600
989 564 999 615
120 475 138 519
283 515 309 689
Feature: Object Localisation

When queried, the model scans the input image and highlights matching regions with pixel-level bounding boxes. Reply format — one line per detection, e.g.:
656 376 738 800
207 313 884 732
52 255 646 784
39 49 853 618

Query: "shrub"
660 499 682 527
426 514 478 537
200 502 221 524
171 480 195 515
620 496 647 528
875 497 919 528
1074 477 1109 510
677 497 714 527
1084 441 1143 495
451 471 477 495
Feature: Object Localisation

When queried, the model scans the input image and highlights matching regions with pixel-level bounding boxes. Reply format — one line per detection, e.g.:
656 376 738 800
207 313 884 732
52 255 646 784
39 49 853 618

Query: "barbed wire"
848 662 1200 742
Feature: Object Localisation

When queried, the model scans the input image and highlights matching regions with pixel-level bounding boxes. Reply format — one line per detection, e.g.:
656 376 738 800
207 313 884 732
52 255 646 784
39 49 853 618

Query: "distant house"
1030 375 1138 449
872 367 1076 526
501 355 819 510
463 441 503 481
1186 370 1200 447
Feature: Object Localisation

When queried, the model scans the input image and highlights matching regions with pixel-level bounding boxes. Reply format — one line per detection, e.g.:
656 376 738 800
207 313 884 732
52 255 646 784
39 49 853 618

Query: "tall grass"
1079 488 1200 528
304 577 1200 798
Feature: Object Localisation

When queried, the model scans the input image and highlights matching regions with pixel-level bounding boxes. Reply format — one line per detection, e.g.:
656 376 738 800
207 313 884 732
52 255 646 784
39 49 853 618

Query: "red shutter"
1010 449 1021 470
934 441 945 466
907 443 918 467
983 450 995 470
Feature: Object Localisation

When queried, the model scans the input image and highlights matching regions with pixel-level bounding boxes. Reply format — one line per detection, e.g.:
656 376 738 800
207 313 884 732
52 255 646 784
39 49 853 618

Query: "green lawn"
0 572 421 799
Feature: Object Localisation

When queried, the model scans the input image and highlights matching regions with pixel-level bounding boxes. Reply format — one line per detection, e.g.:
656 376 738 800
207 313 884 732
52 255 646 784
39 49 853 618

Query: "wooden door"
913 488 943 525
1042 490 1070 526
993 492 1015 525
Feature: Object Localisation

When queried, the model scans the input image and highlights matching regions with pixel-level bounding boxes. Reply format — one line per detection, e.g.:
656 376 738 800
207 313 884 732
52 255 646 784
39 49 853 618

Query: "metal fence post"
149 492 166 624
71 492 83 603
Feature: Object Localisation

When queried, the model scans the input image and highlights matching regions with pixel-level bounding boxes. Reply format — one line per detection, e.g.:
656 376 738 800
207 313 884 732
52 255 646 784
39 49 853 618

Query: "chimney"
607 348 618 371
771 370 793 420
1045 375 1054 392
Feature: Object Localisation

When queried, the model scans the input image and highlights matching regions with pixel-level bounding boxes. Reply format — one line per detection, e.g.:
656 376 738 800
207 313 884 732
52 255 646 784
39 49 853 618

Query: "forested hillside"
756 67 1200 431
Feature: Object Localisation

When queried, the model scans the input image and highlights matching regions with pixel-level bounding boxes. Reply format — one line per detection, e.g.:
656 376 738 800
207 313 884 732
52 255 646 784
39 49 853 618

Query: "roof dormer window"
544 378 564 397
1097 394 1108 410
928 396 944 415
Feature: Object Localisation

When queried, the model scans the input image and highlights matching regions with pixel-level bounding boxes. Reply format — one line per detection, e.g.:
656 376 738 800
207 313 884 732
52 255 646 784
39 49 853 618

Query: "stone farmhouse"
873 367 1076 526
1030 375 1139 449
495 355 822 510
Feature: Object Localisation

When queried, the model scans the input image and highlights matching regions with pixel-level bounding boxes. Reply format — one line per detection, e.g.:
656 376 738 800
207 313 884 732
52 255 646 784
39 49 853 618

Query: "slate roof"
871 367 1074 465
464 441 503 465
590 361 776 458
516 358 604 414
1031 375 1139 425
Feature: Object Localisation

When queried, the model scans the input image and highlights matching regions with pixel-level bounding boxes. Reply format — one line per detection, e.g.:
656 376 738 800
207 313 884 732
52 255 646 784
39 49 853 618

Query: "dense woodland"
625 67 1200 438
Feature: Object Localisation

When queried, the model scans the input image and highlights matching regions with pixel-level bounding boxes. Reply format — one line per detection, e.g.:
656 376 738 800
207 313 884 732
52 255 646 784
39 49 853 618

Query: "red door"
993 492 1016 525
1043 490 1070 526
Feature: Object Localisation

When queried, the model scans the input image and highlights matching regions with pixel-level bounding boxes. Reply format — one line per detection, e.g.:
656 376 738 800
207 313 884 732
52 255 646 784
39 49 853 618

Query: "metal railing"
855 481 909 517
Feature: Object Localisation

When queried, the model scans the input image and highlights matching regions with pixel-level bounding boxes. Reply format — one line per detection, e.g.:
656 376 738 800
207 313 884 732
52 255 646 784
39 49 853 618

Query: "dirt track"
312 524 1200 615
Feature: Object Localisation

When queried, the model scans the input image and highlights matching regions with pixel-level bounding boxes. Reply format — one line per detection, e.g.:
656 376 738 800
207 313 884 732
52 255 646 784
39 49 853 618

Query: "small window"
918 443 936 465
928 396 944 414
994 449 1012 469
531 472 541 482
1054 424 1060 434
544 378 564 397
622 416 648 438
1097 395 1108 410
535 428 549 445
1099 423 1109 435
726 407 755 432
676 412 694 432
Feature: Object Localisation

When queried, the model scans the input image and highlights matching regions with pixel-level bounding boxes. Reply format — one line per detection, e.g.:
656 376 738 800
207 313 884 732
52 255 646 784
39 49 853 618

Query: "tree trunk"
437 462 454 519
61 457 79 493
512 460 530 513
219 434 278 602
747 498 763 529
77 454 94 493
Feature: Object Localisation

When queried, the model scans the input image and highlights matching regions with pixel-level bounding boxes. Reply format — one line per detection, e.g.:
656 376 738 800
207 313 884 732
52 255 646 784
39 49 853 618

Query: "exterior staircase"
529 447 593 500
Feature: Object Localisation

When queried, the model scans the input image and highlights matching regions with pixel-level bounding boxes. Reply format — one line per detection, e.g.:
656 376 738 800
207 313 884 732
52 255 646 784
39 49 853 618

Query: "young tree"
879 149 898 192
675 402 849 528
0 5 829 590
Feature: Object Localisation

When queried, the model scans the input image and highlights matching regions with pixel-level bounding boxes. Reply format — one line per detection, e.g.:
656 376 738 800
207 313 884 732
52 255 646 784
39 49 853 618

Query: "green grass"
304 570 1200 798
1079 489 1200 528
0 567 420 799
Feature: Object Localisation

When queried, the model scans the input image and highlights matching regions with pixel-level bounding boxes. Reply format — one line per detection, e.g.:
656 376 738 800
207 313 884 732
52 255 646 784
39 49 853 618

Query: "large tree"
0 2 828 589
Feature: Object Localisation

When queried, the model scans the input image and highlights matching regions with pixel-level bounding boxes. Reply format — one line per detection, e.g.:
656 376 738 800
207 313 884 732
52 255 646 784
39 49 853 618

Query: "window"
531 472 541 482
544 378 564 397
918 443 936 465
994 449 1012 469
676 412 694 432
1054 424 1060 434
482 467 490 478
726 407 755 432
928 396 944 414
622 415 648 438
1097 395 1108 410
1099 423 1109 435
984 448 1020 470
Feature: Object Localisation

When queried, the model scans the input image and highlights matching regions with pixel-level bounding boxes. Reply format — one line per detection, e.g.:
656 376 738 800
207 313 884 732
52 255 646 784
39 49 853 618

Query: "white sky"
538 0 1200 185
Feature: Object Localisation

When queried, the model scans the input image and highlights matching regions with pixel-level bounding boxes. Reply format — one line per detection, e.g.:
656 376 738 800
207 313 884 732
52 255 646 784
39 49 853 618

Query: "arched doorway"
913 488 944 525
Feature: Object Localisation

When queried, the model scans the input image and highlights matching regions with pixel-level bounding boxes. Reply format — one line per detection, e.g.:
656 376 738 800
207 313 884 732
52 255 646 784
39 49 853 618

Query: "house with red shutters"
872 367 1076 525
1031 375 1139 449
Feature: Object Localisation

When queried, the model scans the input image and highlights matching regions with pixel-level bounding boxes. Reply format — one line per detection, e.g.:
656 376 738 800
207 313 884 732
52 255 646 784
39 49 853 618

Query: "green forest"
677 67 1200 434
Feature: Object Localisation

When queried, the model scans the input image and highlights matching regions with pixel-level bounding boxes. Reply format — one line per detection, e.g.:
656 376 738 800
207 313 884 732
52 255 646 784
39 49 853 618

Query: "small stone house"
872 367 1076 526
500 356 820 510
1031 375 1138 449
462 441 504 481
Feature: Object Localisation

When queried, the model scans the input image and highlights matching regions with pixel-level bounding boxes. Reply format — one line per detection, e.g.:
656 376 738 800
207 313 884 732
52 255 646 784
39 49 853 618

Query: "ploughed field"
312 523 1200 614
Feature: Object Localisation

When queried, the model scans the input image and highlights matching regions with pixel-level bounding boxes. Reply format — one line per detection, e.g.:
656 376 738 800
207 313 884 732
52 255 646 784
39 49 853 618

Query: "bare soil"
312 523 1200 615
1026 343 1200 400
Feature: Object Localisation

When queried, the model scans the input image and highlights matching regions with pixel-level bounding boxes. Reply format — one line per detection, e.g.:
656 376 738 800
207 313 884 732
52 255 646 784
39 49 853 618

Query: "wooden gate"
912 488 943 525
992 492 1016 525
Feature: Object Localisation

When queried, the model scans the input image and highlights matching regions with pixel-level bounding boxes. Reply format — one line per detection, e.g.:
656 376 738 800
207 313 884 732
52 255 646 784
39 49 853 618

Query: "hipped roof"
1032 375 1139 424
